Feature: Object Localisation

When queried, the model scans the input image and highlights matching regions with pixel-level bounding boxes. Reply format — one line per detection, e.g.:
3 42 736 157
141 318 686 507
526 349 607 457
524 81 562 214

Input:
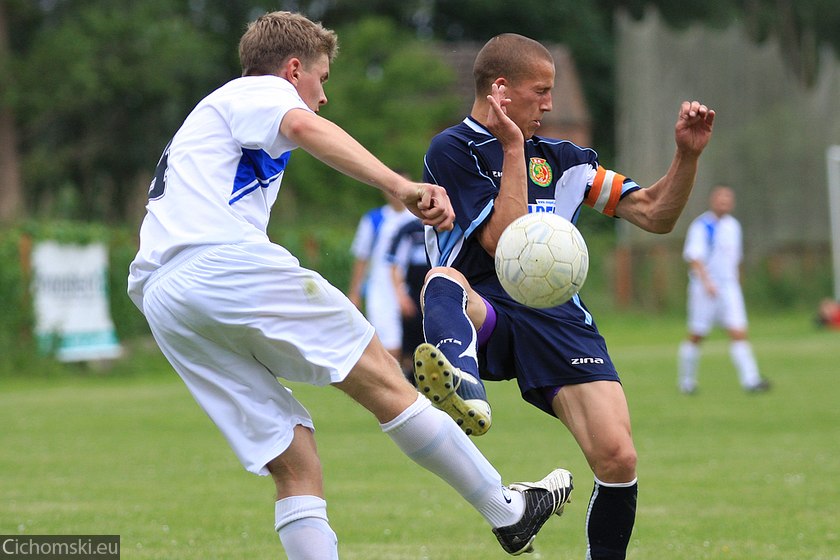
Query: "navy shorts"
475 281 620 416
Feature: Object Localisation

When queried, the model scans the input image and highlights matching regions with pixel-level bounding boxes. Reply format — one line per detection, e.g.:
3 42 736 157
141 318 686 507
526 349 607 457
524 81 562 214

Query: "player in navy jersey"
128 15 573 559
415 33 715 558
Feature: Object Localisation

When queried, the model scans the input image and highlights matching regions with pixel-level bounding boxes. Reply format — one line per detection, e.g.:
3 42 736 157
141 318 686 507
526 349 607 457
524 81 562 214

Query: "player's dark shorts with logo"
475 280 620 416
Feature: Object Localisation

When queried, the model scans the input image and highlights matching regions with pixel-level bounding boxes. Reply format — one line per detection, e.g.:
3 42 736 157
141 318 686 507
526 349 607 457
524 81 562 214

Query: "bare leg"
552 381 638 559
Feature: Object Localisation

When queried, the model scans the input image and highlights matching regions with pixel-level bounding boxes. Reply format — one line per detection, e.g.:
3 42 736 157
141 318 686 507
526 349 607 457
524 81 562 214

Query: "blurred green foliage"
6 1 840 224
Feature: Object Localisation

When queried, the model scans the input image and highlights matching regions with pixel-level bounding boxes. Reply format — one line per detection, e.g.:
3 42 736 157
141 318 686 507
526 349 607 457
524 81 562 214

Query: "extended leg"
415 270 492 435
336 336 573 555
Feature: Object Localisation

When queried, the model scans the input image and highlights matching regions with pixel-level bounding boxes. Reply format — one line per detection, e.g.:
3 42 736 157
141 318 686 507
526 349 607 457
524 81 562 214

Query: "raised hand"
675 100 715 156
485 83 524 149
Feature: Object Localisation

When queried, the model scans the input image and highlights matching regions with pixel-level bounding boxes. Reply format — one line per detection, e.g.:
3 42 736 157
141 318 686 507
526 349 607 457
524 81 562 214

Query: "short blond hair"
473 33 553 96
239 11 338 76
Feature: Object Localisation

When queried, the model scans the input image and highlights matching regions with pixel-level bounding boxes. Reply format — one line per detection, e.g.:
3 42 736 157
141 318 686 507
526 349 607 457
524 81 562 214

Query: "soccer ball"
494 213 589 308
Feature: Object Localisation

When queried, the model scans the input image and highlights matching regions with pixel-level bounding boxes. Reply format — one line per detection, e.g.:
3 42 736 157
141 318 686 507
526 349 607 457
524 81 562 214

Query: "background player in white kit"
127 11 571 559
348 191 414 362
678 185 771 394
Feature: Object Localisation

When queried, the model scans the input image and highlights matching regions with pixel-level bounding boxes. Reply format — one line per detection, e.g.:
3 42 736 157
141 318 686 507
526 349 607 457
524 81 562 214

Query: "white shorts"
687 279 748 336
365 291 402 350
140 243 375 475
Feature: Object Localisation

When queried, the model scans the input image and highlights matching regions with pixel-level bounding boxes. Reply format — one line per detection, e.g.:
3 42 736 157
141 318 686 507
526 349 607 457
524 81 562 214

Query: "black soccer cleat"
493 468 574 555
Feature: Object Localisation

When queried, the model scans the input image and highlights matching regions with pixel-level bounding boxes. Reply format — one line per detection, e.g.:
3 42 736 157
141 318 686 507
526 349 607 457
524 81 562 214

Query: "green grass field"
1 309 838 559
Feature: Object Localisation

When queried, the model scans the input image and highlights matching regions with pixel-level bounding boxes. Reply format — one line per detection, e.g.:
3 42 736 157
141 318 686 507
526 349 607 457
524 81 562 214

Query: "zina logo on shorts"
571 357 605 365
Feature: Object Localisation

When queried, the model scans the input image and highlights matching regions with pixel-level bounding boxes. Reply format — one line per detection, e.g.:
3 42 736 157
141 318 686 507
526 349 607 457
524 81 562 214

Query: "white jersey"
350 205 414 297
128 75 310 308
683 211 747 333
126 75 377 475
350 205 414 349
683 211 742 284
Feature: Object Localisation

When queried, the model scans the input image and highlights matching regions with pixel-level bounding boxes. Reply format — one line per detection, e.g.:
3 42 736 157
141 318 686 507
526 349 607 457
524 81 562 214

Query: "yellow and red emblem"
529 157 552 187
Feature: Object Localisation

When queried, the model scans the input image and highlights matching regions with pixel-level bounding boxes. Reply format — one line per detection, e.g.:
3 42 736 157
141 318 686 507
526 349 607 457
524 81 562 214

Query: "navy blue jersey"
422 116 641 415
387 219 428 356
423 116 639 282
387 219 429 302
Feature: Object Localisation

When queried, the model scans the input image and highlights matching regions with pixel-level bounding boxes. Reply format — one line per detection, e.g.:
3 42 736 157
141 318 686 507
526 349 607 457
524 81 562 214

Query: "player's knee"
424 266 467 287
729 329 748 341
266 431 325 498
594 445 637 482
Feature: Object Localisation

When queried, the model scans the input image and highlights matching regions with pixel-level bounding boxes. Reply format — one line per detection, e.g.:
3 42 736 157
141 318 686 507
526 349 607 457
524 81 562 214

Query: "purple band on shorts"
542 385 562 406
476 296 497 348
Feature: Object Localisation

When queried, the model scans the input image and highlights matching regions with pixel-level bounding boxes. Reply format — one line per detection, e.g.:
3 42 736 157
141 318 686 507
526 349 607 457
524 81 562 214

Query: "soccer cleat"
679 383 698 395
746 379 771 393
413 343 492 436
492 468 574 556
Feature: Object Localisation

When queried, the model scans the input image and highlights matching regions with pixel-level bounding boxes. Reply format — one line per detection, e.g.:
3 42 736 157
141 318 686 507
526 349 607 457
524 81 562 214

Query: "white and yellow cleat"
413 343 492 436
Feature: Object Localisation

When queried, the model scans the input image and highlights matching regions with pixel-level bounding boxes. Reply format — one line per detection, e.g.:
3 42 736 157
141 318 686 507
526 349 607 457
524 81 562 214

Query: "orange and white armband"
584 166 628 217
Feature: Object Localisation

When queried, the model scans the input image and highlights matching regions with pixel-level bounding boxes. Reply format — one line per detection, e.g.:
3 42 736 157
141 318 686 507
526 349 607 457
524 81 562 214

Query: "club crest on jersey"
529 158 552 187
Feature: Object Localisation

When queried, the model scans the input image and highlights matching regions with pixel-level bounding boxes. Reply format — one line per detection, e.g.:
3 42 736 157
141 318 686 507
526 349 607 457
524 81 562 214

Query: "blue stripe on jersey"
435 199 495 266
570 293 592 325
702 217 716 250
230 149 291 205
434 223 464 266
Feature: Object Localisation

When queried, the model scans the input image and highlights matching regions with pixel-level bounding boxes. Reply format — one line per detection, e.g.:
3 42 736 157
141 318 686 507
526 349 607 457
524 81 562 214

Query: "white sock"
678 341 700 391
275 496 338 560
730 340 761 388
381 394 524 527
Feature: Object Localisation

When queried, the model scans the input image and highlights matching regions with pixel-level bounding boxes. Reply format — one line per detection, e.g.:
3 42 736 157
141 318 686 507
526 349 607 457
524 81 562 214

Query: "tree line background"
2 0 840 229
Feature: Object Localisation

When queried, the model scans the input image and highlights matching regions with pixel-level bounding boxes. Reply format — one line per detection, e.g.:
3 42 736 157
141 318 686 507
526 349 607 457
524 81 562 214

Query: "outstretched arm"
281 108 455 231
615 101 716 233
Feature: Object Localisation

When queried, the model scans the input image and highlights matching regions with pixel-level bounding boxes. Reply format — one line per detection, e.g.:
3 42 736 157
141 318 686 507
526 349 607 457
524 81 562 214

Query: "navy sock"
421 275 479 377
586 479 637 560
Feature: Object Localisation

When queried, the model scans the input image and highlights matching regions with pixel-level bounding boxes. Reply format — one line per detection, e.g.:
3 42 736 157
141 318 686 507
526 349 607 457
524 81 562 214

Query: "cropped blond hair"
239 11 338 76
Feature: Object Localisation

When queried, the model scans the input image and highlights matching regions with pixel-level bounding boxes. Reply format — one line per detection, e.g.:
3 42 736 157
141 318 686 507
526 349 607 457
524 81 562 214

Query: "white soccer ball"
494 213 589 308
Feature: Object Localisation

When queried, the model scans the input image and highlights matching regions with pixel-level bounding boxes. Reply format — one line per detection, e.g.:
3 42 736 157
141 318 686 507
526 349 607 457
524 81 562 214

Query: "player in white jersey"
348 192 415 360
127 12 572 559
678 185 770 393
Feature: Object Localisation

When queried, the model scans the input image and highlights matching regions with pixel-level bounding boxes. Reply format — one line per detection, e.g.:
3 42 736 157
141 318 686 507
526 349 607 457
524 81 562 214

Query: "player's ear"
282 58 302 84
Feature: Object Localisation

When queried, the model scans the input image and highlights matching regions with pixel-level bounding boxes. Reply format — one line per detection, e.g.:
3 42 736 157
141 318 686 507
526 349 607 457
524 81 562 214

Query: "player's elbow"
642 206 680 234
647 219 677 234
633 215 676 235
